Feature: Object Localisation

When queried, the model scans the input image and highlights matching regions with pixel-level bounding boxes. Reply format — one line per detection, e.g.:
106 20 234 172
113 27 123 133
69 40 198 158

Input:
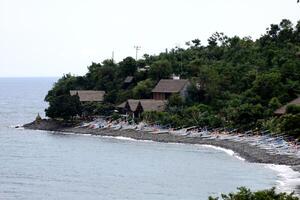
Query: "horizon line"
0 76 60 78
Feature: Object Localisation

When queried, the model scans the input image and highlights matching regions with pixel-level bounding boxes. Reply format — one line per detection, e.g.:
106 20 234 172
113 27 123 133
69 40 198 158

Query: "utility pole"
175 43 183 77
112 51 114 63
134 45 141 60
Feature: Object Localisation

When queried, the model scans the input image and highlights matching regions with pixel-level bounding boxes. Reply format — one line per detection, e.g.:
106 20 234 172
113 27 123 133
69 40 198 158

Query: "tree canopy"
45 19 300 135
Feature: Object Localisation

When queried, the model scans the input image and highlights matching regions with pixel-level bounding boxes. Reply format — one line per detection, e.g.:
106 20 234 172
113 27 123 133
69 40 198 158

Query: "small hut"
117 99 167 118
117 99 143 118
152 79 190 100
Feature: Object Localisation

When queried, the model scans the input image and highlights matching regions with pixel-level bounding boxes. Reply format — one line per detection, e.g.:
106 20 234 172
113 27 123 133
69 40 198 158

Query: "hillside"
44 19 300 136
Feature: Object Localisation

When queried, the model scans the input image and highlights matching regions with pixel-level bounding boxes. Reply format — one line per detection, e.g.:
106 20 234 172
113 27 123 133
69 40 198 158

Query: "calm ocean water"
0 78 288 200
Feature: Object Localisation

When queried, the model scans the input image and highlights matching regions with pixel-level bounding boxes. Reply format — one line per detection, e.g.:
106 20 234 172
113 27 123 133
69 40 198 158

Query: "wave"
199 144 246 161
199 144 300 194
101 135 154 143
267 164 300 194
9 124 24 130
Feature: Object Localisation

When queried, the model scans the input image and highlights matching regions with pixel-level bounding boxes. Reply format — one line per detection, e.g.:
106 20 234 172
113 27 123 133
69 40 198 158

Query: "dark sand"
23 119 300 167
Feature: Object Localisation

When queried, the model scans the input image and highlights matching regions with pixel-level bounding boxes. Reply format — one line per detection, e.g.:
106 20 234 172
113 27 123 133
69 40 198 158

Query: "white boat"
170 128 189 136
150 129 169 134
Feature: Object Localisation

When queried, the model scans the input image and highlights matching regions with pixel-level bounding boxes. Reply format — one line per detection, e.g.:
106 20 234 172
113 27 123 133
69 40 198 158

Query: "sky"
0 0 299 77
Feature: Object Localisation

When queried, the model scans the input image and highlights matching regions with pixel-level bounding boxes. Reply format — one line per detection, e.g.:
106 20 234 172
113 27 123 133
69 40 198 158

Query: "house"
152 79 190 100
117 99 142 118
274 97 300 115
117 99 166 118
70 90 105 102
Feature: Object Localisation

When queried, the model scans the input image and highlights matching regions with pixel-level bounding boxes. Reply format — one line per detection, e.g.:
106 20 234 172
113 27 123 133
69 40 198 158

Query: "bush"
279 114 300 137
81 102 114 116
286 105 300 115
208 187 299 200
224 102 264 128
167 94 184 108
142 111 183 127
111 113 121 121
262 117 281 134
183 104 222 127
142 106 222 128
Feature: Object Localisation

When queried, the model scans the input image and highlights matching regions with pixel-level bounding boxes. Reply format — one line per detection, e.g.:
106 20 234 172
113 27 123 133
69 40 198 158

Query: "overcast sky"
0 0 299 77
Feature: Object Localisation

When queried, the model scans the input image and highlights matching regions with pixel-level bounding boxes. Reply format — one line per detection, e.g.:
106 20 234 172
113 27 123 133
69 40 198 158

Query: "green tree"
45 74 83 102
119 57 137 76
209 187 299 200
286 105 300 115
149 60 172 81
279 114 300 137
132 79 155 99
167 94 184 107
45 94 82 120
251 72 282 102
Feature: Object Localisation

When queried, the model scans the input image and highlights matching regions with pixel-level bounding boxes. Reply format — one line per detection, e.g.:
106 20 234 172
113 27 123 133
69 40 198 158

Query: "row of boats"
77 119 300 158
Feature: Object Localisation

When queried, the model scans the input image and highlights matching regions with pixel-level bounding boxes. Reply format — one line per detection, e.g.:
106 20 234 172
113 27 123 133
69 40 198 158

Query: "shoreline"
23 119 300 167
23 119 300 194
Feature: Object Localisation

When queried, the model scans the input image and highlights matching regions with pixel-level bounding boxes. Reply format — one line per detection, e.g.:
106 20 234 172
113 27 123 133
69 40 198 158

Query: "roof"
117 101 127 108
139 99 167 112
124 76 134 83
117 99 166 112
274 97 300 115
70 90 105 102
126 99 141 112
152 79 189 93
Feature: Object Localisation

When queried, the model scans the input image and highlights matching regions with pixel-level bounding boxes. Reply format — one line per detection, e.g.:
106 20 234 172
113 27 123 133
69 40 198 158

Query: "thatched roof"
70 90 105 102
126 99 141 112
139 99 166 112
274 97 300 115
124 76 134 83
117 99 141 112
117 99 166 112
152 79 189 93
117 101 127 108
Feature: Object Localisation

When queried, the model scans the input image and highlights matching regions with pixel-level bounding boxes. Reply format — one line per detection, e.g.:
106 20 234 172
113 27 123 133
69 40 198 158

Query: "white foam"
106 136 137 141
9 124 24 130
266 164 300 194
101 135 153 143
200 144 246 161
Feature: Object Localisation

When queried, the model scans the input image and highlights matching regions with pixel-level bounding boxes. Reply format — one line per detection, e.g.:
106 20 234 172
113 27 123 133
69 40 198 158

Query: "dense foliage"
45 19 300 135
208 187 299 200
45 94 82 120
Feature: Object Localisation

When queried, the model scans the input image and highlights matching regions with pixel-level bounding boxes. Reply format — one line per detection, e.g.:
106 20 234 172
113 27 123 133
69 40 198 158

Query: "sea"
0 77 299 200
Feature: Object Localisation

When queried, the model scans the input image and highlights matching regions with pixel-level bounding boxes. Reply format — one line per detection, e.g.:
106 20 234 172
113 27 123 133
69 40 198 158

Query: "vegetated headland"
25 19 300 171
